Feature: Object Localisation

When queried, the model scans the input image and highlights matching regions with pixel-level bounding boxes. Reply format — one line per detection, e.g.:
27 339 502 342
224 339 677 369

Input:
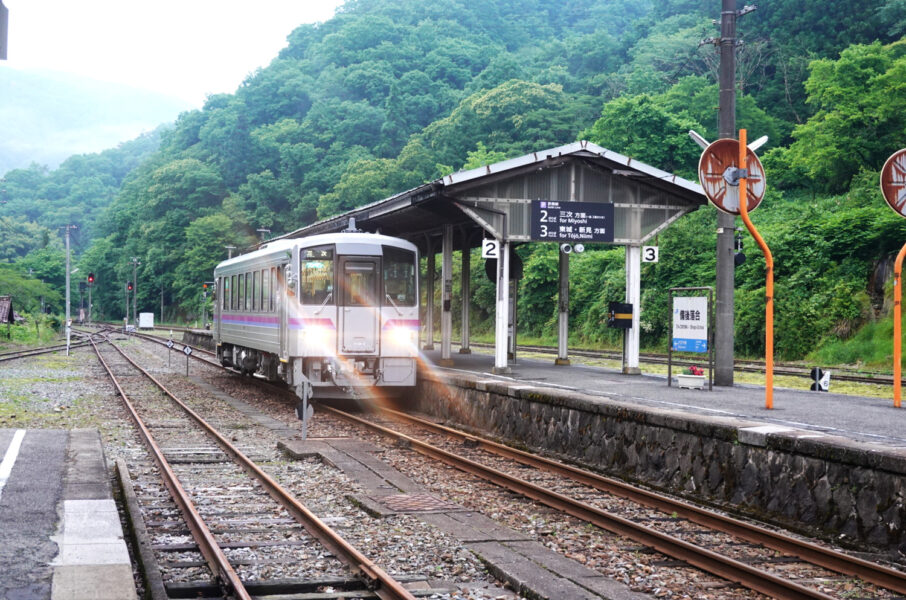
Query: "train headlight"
305 325 330 346
389 326 418 347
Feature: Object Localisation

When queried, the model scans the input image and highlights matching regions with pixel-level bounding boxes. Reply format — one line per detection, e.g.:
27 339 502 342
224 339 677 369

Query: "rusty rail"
94 336 415 600
378 407 906 595
88 337 252 599
328 406 852 600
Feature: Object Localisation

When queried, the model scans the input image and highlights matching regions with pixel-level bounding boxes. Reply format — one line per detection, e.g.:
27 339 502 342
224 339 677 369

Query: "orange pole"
737 129 774 409
894 242 906 407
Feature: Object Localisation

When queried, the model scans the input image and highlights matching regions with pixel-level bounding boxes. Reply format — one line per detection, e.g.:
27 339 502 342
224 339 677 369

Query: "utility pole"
62 225 76 354
225 245 236 259
712 1 754 386
130 257 141 327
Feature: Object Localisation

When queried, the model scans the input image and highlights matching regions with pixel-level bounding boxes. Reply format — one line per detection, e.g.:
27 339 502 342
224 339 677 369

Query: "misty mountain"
0 67 191 175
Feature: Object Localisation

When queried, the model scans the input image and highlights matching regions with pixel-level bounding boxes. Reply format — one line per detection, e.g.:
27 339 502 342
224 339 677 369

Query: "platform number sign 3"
642 246 659 263
481 238 499 259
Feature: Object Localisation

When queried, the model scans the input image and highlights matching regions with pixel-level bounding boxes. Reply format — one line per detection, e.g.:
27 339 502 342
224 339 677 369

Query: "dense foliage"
1 0 905 364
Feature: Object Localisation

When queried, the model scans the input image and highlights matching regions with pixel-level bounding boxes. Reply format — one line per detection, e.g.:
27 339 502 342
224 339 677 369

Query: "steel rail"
101 337 415 600
87 337 252 600
0 341 92 361
129 330 217 358
326 406 839 600
377 407 906 594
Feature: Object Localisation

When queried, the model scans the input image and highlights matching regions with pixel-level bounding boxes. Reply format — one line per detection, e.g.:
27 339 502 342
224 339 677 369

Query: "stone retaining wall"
412 369 906 553
182 329 215 352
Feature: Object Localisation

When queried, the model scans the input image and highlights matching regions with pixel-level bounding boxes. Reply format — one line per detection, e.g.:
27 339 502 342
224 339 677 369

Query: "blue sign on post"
530 200 614 243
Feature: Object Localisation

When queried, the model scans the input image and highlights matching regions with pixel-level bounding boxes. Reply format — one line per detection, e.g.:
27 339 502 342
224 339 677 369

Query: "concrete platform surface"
421 348 906 448
0 428 136 600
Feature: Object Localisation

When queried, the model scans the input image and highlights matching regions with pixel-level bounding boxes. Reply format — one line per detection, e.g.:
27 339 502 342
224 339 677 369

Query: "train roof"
215 231 417 272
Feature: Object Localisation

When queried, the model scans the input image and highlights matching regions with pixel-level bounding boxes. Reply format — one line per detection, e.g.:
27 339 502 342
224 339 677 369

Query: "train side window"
223 277 231 310
240 274 247 311
262 269 270 312
231 275 237 310
252 271 258 311
382 246 417 306
300 246 334 305
245 272 252 310
271 267 277 311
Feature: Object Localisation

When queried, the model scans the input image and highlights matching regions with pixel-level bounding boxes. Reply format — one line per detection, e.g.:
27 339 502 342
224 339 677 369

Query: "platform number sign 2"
481 238 499 259
642 246 659 263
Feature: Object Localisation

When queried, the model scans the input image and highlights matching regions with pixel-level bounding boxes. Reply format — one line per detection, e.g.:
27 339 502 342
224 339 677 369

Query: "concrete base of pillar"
554 358 571 366
458 347 472 354
423 344 435 351
437 358 455 367
492 366 511 374
622 366 642 375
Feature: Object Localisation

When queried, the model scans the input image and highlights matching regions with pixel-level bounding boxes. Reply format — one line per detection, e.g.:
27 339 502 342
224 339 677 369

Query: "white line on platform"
0 429 26 501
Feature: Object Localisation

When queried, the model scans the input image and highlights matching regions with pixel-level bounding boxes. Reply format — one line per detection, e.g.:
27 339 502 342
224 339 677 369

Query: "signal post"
880 148 906 407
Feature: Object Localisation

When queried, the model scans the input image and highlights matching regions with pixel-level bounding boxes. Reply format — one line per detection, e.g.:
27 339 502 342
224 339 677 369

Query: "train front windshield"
300 247 334 304
382 246 416 306
298 244 416 307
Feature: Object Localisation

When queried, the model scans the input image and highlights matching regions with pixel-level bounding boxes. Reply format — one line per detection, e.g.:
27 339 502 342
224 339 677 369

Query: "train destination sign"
530 200 614 243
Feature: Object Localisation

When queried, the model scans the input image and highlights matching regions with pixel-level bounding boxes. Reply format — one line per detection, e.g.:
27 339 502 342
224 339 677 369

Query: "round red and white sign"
698 138 766 215
881 148 906 218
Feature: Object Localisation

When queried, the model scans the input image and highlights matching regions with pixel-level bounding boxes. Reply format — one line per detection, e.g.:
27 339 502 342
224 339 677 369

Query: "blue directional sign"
530 200 614 243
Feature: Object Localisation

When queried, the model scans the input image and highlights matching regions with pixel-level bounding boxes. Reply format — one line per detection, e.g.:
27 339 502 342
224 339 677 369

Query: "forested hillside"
2 0 905 363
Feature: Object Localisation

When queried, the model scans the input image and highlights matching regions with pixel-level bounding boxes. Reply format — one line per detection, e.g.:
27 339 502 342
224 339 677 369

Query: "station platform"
0 428 135 600
420 348 906 448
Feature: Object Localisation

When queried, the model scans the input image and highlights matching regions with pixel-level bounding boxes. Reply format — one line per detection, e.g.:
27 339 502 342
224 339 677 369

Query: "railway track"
122 331 906 598
87 335 420 599
320 406 906 600
0 337 95 362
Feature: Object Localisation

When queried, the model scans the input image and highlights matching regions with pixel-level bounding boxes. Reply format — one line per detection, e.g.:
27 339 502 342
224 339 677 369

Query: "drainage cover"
380 493 462 513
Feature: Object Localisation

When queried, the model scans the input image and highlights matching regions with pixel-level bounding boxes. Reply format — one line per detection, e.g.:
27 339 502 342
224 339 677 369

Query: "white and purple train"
212 227 420 427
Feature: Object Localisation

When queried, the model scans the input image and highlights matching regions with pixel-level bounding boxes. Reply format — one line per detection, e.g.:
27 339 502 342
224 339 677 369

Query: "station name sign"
530 200 614 243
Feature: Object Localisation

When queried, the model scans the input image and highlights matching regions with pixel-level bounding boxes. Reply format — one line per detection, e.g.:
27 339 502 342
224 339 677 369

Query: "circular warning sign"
698 139 766 215
881 148 906 218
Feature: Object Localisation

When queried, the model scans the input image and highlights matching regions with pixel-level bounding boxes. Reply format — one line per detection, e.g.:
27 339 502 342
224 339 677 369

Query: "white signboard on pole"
481 238 499 259
672 296 708 353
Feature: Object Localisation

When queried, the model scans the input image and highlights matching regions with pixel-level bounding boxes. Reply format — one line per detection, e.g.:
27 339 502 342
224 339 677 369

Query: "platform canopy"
273 140 706 252
270 140 707 374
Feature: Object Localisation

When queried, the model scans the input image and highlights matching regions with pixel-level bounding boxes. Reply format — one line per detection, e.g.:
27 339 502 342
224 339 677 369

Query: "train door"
279 264 289 360
339 257 379 354
214 277 222 342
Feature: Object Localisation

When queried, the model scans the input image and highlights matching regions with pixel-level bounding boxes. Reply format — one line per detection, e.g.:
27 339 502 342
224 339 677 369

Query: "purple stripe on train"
382 319 420 330
288 317 336 330
221 314 279 328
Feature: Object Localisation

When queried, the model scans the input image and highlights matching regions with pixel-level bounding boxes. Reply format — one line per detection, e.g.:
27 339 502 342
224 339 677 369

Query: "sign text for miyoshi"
530 200 614 243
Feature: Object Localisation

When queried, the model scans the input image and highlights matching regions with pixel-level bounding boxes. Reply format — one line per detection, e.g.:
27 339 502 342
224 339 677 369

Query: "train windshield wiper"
314 292 333 314
385 293 403 315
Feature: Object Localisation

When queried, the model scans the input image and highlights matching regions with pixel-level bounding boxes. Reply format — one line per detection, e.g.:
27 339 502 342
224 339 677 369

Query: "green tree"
584 94 701 176
768 40 906 193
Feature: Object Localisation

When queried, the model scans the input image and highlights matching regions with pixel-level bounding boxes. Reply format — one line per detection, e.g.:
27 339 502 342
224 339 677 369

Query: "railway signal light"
127 281 133 291
87 272 95 284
